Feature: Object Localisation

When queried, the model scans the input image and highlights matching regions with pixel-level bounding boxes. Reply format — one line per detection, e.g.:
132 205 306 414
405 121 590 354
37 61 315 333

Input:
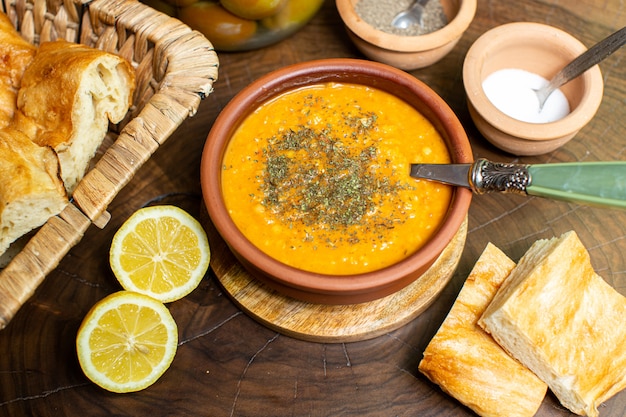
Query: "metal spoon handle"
409 0 430 12
536 26 626 107
392 0 431 28
552 26 626 87
411 159 626 209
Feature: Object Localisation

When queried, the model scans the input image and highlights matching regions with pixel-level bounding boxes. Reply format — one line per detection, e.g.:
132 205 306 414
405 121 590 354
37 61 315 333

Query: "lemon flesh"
76 291 178 393
110 205 210 303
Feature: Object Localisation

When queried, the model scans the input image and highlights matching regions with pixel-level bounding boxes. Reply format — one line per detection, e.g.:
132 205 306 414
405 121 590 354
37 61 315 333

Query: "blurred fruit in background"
261 0 324 31
142 0 323 51
221 0 286 20
178 2 259 50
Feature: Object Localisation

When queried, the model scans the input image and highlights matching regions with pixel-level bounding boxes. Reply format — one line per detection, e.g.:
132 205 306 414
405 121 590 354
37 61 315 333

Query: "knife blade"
410 158 626 209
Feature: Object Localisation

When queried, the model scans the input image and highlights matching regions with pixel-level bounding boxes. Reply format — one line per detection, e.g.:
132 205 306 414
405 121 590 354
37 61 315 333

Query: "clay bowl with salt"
463 22 604 156
201 58 473 306
336 0 477 71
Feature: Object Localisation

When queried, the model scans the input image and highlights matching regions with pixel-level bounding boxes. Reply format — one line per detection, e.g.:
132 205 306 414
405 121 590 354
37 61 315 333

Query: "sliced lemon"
110 205 210 303
76 291 178 393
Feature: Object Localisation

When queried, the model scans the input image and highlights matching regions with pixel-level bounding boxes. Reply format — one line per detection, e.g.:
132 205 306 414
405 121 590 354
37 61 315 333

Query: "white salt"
482 68 570 123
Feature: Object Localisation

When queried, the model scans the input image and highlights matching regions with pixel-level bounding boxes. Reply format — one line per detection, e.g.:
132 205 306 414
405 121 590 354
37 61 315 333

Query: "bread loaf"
0 13 36 128
16 40 135 193
0 16 135 259
419 243 547 417
0 126 68 256
479 231 626 417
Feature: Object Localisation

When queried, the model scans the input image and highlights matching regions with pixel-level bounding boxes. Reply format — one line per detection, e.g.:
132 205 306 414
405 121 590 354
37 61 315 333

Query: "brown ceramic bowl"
463 22 604 156
201 58 472 305
336 0 476 71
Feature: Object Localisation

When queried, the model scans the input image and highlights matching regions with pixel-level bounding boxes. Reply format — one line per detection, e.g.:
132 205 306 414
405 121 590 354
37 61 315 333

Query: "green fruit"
261 0 323 30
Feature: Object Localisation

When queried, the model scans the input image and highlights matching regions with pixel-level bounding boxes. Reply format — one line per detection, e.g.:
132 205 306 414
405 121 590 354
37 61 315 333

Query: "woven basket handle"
0 204 91 329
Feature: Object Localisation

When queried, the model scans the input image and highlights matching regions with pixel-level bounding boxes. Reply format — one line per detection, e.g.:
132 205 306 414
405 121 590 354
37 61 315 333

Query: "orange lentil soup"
221 82 452 275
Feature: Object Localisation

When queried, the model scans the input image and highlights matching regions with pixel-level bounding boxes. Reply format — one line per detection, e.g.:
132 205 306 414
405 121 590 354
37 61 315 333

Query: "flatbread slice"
479 231 626 417
419 243 547 417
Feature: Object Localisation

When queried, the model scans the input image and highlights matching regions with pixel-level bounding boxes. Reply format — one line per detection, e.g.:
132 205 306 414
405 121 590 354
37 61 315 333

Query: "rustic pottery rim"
463 22 604 142
335 0 477 52
201 58 473 303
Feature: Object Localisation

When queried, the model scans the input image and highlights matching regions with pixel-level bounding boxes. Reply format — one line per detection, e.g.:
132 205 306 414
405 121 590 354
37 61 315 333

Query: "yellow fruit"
76 291 178 393
261 0 323 30
178 2 258 51
220 0 286 20
110 205 210 303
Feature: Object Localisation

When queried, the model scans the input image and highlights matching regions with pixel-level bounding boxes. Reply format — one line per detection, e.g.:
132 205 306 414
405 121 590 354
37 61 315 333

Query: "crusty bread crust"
479 231 626 417
419 243 547 417
0 127 68 255
16 40 135 193
0 13 36 128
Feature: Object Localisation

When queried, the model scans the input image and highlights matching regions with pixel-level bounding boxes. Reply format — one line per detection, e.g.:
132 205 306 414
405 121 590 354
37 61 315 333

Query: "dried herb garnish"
258 105 411 247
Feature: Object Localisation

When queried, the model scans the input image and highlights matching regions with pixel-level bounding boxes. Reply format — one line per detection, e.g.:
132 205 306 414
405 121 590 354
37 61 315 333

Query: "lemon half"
76 291 178 393
110 205 210 303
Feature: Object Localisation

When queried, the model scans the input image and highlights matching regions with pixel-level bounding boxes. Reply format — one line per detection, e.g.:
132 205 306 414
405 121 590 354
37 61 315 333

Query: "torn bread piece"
0 13 36 128
0 126 68 255
479 231 626 417
419 243 547 417
16 40 135 193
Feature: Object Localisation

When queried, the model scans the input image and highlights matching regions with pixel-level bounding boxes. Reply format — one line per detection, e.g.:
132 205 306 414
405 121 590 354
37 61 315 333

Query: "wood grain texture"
1 1 625 416
210 218 467 343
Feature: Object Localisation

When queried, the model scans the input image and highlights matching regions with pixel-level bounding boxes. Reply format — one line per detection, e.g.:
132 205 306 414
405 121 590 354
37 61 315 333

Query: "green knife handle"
527 162 626 209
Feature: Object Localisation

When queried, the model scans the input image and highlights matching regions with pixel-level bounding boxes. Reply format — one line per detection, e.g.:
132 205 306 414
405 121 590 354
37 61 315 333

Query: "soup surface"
221 82 452 275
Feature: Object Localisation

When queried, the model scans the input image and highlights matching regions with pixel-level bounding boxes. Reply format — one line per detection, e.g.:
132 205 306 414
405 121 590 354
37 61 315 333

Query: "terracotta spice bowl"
336 0 477 70
463 22 604 156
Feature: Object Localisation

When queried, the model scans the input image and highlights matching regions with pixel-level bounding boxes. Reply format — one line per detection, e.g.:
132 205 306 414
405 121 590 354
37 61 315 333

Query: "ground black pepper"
355 0 448 36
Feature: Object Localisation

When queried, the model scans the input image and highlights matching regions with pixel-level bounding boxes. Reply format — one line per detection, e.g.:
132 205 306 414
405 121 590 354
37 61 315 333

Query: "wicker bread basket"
0 0 219 328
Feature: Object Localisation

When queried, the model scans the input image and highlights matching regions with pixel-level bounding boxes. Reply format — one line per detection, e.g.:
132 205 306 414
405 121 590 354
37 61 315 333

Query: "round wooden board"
206 216 467 343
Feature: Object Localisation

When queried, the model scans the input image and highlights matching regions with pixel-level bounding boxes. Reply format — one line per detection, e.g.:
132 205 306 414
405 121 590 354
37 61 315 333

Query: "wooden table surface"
1 1 625 416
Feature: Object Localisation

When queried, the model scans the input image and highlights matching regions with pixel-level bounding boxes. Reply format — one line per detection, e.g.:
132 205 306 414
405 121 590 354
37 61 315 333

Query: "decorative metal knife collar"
470 159 531 195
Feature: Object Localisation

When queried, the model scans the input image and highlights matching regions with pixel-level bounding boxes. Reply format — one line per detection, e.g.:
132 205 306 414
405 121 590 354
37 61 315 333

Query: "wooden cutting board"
204 211 467 343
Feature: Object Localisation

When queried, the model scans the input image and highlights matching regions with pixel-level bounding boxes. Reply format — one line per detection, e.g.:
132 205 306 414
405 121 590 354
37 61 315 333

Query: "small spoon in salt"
391 0 431 29
535 26 626 110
